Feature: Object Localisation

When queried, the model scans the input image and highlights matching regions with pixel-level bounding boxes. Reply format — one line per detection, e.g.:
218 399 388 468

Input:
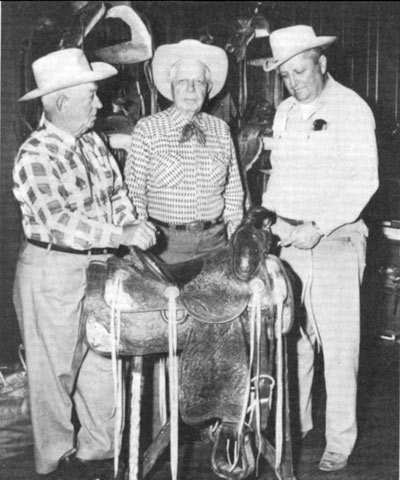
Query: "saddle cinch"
83 209 294 480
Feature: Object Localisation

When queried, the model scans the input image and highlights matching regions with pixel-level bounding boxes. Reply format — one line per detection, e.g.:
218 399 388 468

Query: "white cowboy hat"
19 48 117 102
264 25 337 72
152 39 228 101
95 5 153 64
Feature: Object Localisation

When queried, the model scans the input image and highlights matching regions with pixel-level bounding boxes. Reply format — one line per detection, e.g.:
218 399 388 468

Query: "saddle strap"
109 273 125 477
165 286 180 480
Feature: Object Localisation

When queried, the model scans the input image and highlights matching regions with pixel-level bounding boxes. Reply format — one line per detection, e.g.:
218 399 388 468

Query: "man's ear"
55 94 68 113
318 55 327 75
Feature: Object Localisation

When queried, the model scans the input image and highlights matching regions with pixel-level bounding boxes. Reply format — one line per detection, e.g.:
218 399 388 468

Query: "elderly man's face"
64 82 102 136
279 51 327 104
170 60 209 118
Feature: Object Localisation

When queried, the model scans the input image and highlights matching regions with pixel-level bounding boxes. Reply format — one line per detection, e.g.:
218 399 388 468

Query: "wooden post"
142 421 171 478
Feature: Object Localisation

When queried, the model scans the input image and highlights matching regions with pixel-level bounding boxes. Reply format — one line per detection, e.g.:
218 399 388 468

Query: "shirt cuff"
104 224 124 248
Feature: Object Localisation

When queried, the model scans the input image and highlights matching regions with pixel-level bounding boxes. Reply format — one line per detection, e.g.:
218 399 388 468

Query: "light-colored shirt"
124 106 244 237
13 119 136 250
262 74 379 235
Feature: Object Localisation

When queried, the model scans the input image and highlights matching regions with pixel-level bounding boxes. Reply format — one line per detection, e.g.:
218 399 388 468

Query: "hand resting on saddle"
121 220 157 250
272 218 322 249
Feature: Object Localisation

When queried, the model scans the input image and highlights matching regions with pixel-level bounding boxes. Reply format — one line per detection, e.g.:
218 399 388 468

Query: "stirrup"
211 423 255 480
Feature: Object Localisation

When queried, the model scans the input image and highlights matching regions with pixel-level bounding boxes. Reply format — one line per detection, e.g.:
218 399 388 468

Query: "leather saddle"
93 210 293 480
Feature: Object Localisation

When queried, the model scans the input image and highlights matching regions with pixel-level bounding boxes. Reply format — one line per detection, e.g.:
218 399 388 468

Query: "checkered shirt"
13 119 136 250
124 107 244 237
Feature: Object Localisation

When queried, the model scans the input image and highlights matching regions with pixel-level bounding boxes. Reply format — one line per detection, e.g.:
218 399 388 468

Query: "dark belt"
27 239 117 255
148 216 223 233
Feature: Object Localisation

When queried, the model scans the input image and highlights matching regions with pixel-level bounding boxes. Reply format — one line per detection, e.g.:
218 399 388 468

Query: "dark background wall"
1 1 400 361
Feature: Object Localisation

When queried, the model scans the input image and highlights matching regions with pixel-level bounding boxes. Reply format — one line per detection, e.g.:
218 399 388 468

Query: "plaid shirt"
13 119 136 250
124 107 244 237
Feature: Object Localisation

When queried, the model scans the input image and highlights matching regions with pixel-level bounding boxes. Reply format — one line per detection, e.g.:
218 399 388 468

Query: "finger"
143 220 158 232
131 229 156 249
135 237 153 250
140 231 157 246
135 224 157 241
280 238 293 247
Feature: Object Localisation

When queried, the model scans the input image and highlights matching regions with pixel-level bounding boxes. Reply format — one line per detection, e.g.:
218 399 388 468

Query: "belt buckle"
187 221 203 233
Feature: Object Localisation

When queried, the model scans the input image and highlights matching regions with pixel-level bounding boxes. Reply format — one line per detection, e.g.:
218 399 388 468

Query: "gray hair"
41 90 60 116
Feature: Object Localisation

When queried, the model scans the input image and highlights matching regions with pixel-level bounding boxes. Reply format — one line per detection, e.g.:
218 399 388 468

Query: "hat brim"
18 62 117 102
152 41 228 101
264 36 337 72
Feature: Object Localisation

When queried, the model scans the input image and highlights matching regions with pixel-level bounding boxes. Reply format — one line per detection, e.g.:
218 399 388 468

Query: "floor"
0 330 398 480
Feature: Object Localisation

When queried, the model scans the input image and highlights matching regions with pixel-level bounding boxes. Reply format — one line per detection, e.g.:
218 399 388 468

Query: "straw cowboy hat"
19 48 117 102
152 39 228 101
264 25 337 72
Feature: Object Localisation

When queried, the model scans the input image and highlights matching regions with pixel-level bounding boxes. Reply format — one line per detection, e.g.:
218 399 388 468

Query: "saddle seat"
103 247 251 325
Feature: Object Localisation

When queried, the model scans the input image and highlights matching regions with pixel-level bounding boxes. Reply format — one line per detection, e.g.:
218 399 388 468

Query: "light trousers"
280 223 366 456
13 242 116 474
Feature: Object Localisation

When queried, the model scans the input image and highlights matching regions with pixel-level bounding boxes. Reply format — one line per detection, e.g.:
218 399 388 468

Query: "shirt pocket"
205 153 228 185
152 151 184 187
307 130 335 153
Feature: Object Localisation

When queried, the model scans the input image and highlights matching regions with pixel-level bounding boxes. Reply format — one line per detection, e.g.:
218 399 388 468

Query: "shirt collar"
42 117 80 149
287 73 336 118
168 106 204 130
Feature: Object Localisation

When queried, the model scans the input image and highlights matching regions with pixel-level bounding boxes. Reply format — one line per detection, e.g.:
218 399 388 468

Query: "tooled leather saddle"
83 207 294 480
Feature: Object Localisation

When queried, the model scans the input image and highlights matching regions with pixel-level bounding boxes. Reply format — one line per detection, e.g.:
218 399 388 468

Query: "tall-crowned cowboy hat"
19 48 117 102
152 39 228 101
264 25 337 72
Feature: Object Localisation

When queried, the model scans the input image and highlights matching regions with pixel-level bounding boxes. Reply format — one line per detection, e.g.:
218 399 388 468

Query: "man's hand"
271 217 294 245
289 222 322 249
262 136 277 151
108 133 131 153
121 221 157 250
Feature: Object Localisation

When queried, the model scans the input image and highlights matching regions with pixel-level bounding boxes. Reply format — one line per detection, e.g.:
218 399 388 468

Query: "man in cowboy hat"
262 25 379 471
13 48 156 480
123 39 244 264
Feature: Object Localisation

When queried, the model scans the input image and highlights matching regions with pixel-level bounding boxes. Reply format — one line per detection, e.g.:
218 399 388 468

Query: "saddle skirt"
179 319 249 426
